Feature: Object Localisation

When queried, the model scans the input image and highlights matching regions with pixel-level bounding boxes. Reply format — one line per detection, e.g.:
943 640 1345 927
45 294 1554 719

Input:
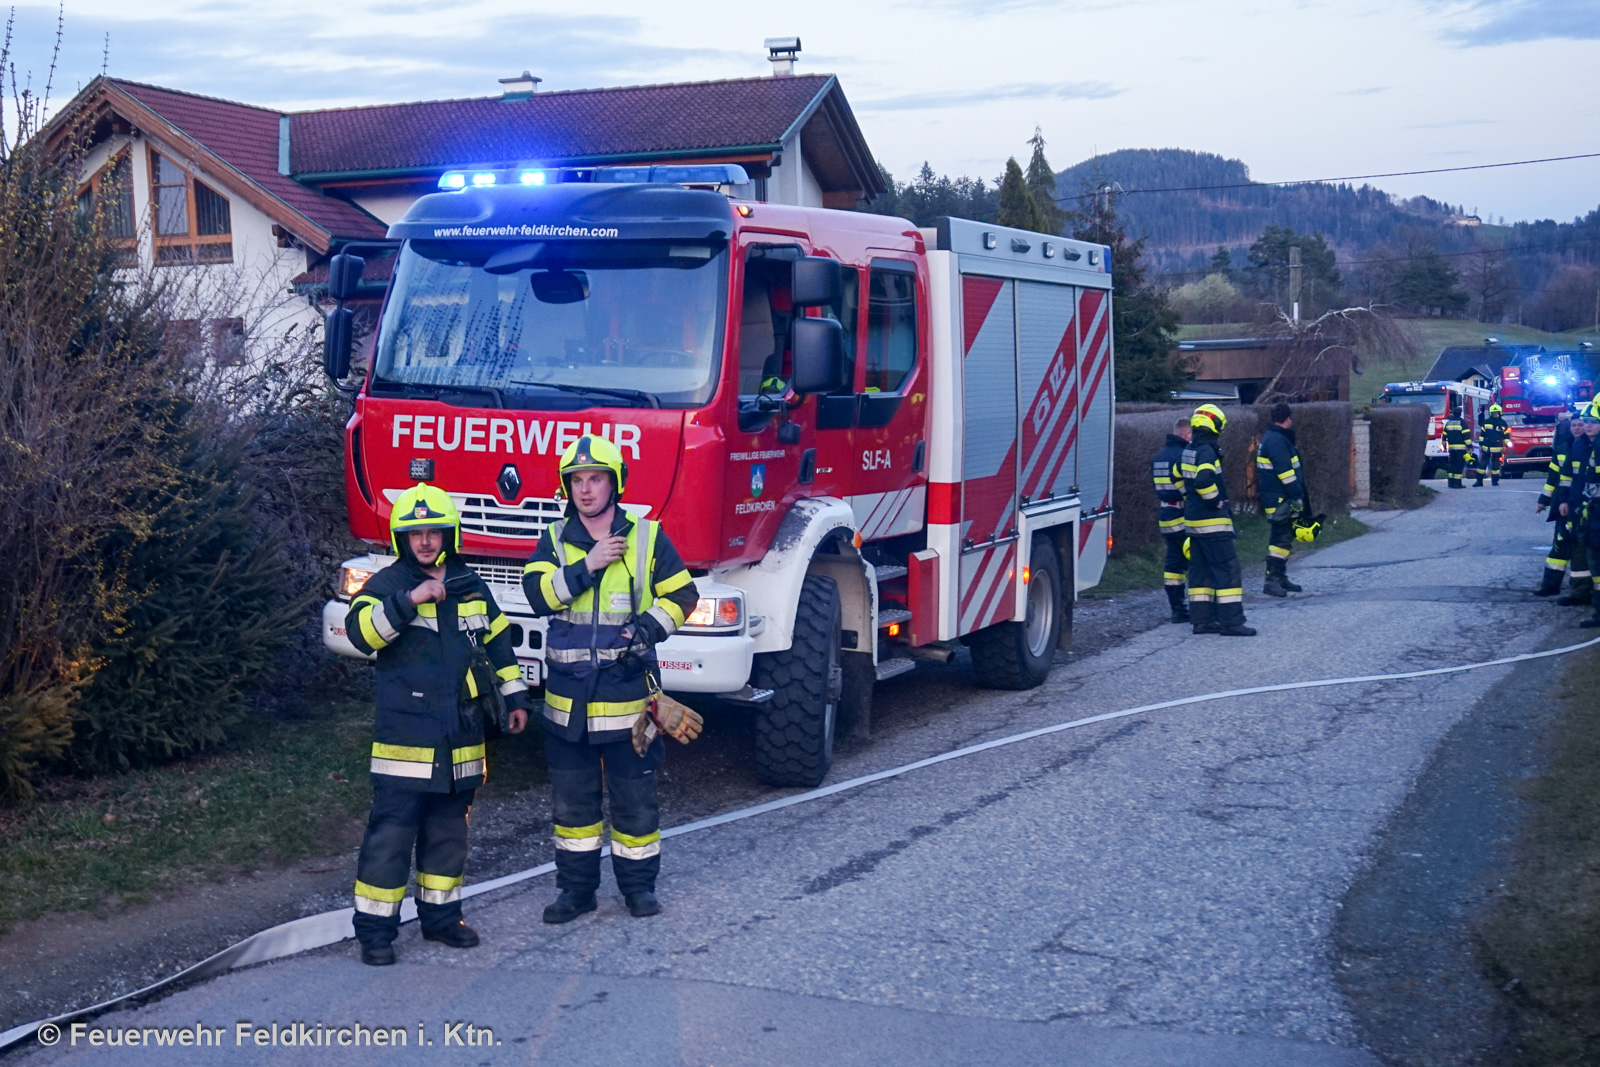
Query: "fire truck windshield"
1382 392 1448 414
372 239 728 409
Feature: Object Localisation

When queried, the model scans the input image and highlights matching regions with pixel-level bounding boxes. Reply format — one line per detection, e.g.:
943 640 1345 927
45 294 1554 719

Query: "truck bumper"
323 600 753 695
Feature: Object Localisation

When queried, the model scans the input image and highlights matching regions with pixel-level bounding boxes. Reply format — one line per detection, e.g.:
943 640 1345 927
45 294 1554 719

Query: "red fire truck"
1375 380 1493 478
319 166 1115 786
1495 353 1594 476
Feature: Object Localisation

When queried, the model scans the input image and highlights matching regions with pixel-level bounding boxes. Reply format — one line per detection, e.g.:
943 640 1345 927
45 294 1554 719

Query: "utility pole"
1289 246 1303 325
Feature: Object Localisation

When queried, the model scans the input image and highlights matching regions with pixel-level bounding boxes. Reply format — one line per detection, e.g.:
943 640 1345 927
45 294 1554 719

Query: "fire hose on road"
7 633 1599 1051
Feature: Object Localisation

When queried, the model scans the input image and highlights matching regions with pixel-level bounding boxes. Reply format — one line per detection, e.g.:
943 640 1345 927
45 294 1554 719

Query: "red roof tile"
287 75 835 176
109 79 387 244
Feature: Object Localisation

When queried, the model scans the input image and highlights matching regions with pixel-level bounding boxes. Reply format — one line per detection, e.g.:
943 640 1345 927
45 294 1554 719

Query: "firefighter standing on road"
1535 411 1576 596
1568 402 1600 628
1478 403 1509 486
1443 408 1470 488
344 484 530 967
523 436 699 924
1152 416 1192 623
1181 404 1256 637
1556 411 1598 606
1256 402 1310 598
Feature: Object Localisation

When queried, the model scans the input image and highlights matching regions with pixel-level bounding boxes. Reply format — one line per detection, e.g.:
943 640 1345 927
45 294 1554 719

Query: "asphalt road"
18 483 1568 1066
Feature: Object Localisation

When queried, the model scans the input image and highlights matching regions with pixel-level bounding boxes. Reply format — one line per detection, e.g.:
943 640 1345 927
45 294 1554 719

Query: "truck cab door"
848 257 928 542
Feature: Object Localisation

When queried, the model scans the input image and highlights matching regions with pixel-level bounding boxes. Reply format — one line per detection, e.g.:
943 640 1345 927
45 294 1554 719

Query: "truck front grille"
454 495 563 540
461 556 528 585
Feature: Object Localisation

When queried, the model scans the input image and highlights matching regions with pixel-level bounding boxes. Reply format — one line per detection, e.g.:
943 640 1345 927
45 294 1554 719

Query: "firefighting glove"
651 692 704 745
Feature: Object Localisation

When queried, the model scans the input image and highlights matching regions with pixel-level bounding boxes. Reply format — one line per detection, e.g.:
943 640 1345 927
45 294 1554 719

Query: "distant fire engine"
1495 353 1595 476
319 165 1115 786
1375 379 1493 479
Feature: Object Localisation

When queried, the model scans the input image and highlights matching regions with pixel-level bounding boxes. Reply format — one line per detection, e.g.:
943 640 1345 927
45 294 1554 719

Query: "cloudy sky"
9 0 1597 224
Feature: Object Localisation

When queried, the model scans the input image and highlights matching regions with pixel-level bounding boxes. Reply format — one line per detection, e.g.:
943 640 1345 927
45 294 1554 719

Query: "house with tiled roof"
48 46 881 358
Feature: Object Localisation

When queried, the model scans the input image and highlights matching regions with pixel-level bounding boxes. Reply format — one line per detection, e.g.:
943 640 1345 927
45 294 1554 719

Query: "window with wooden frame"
149 149 233 264
77 150 137 267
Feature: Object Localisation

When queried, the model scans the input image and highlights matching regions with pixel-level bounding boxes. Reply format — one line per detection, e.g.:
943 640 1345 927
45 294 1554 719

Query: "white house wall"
80 131 321 365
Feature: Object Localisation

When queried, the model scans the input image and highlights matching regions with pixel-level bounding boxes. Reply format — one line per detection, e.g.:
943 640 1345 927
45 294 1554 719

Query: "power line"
1055 151 1600 203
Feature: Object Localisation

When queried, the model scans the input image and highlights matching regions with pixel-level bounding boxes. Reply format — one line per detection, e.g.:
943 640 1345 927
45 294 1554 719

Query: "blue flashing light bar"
437 163 749 192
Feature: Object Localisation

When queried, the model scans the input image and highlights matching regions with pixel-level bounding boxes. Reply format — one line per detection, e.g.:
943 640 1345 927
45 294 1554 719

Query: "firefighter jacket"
1255 426 1307 519
1151 434 1188 534
1481 416 1509 452
522 509 699 745
346 558 528 792
1181 429 1234 537
1570 437 1600 530
1443 416 1468 453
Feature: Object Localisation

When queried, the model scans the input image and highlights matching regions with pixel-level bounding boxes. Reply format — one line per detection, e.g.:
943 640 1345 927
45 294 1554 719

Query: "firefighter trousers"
546 732 664 897
352 783 474 946
1447 452 1467 487
1162 533 1188 612
1542 520 1591 596
1265 516 1294 578
1187 534 1245 629
1481 449 1502 483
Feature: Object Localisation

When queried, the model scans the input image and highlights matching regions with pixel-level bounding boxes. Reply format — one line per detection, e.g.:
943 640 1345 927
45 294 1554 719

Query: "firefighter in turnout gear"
1181 405 1255 637
344 483 530 966
1442 410 1470 488
1256 403 1309 597
1152 416 1193 623
1536 412 1577 596
1478 403 1509 486
1556 410 1598 606
522 435 698 923
1570 402 1600 627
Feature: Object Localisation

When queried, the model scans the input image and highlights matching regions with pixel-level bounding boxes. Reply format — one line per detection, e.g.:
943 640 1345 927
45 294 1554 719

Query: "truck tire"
969 537 1062 690
752 574 842 787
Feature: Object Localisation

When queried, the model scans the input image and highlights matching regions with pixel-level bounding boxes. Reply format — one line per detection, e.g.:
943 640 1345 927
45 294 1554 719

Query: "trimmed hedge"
1368 404 1430 506
1111 401 1353 557
1253 402 1352 518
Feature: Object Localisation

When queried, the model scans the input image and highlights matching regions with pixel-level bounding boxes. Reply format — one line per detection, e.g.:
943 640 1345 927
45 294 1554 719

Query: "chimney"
499 71 542 101
764 37 801 76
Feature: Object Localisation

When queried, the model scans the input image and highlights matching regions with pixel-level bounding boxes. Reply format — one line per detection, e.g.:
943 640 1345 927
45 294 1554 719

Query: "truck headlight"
684 597 743 630
338 565 378 599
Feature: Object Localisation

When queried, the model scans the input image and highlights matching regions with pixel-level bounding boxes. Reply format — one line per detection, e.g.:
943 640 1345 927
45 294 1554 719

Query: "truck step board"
877 608 914 628
875 658 916 681
872 564 908 583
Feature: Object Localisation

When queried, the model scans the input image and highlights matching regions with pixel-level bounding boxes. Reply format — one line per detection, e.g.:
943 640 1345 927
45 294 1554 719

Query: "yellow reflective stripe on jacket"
352 595 400 650
451 744 485 782
496 664 521 682
487 613 509 638
371 742 434 780
1277 470 1298 483
452 744 486 764
373 742 432 762
656 568 693 596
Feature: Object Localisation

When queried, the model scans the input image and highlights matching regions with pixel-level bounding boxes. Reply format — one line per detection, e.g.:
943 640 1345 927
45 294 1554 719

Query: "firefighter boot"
1558 582 1593 607
1189 600 1219 635
1165 584 1190 624
422 921 480 948
1217 601 1257 637
359 943 396 967
626 891 661 918
1536 568 1565 596
1263 558 1288 598
543 889 598 924
1580 608 1600 629
1279 570 1304 593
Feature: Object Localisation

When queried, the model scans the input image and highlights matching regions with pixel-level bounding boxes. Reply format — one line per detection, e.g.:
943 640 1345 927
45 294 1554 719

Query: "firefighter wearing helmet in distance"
1255 402 1310 598
1181 404 1256 636
343 483 530 966
522 435 699 923
1478 402 1509 486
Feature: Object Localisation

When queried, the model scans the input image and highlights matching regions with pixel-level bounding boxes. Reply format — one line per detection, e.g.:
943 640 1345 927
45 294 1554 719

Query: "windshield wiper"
371 380 505 408
510 380 661 409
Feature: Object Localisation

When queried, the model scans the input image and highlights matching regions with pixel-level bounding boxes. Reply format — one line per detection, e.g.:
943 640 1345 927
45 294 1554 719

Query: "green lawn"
1087 512 1370 599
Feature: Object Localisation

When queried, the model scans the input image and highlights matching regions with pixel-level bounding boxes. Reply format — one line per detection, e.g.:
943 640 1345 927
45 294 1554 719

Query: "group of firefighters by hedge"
1151 402 1321 638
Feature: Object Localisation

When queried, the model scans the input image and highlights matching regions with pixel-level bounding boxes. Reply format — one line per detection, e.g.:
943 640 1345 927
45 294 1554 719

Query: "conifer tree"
1024 128 1067 234
997 157 1046 231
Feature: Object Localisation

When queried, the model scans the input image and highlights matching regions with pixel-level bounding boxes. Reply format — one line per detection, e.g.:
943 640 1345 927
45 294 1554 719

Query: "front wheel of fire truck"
751 574 842 788
969 536 1062 690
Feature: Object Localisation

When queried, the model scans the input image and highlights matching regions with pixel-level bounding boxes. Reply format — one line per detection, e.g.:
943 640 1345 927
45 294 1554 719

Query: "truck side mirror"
791 256 844 308
327 253 366 303
790 317 847 394
324 307 354 380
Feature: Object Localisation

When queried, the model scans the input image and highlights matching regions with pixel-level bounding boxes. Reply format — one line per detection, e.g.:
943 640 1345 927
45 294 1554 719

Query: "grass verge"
0 704 545 932
1088 512 1370 599
1475 645 1600 1066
